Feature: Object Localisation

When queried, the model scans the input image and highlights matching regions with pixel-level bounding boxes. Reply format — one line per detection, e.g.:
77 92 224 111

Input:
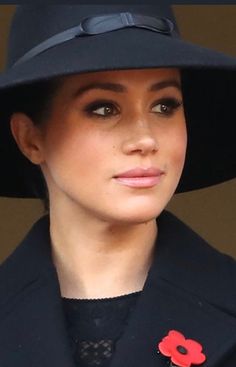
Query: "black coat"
0 210 236 367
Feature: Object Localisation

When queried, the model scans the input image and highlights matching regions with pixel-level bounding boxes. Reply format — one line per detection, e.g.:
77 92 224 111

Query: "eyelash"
83 98 183 119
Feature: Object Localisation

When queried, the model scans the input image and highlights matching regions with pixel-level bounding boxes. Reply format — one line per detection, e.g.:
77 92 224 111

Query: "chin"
113 193 168 217
109 205 163 225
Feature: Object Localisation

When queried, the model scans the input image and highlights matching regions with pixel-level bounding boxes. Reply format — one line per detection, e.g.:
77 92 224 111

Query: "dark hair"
3 77 63 214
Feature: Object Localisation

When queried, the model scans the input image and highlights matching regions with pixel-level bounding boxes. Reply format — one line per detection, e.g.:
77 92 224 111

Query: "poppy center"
176 345 188 355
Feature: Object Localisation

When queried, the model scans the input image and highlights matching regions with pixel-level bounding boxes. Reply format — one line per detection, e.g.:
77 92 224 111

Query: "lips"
114 167 164 178
113 167 165 188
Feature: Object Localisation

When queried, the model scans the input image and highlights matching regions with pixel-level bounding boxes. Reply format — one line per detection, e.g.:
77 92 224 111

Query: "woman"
0 4 236 367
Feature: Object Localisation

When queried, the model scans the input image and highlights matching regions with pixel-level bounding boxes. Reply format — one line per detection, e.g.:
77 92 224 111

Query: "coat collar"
0 210 236 367
110 211 236 367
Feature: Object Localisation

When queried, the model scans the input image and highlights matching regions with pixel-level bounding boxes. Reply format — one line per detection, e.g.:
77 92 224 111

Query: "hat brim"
1 27 236 88
0 27 236 198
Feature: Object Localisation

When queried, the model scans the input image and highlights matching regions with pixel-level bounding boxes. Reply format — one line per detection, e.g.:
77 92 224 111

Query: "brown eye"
84 101 119 118
154 104 169 113
94 105 114 116
152 98 182 116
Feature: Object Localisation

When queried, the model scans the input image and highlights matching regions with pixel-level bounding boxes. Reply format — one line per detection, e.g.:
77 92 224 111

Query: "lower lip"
114 175 163 188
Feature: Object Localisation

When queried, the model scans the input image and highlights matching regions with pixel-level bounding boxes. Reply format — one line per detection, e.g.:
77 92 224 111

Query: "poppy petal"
158 341 172 357
169 330 186 343
185 339 203 353
171 353 192 367
189 351 206 365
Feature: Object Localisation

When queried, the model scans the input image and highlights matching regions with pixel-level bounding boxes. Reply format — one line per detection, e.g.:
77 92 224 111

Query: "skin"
10 68 187 299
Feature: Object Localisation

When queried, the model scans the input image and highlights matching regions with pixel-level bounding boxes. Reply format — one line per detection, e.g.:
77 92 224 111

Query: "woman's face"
28 68 187 223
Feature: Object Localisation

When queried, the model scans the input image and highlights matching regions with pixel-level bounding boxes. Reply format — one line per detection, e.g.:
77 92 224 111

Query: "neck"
49 204 158 300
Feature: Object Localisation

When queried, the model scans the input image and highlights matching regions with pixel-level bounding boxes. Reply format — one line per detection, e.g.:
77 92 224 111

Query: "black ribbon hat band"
13 12 175 68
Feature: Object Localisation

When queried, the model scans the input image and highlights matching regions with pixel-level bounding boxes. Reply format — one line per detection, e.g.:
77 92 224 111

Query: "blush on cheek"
169 128 188 175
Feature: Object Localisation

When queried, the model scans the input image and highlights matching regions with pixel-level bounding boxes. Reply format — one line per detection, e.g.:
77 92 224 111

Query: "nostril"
122 138 159 156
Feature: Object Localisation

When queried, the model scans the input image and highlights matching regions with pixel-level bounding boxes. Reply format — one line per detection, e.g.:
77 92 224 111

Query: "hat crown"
7 4 178 69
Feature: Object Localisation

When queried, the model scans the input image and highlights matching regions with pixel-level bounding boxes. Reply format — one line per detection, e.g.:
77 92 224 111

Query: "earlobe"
10 113 44 165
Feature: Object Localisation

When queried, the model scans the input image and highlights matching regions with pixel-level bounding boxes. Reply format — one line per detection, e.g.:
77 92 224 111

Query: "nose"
121 118 159 156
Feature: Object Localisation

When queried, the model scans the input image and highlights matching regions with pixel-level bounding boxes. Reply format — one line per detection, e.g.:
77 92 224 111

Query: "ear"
10 113 45 165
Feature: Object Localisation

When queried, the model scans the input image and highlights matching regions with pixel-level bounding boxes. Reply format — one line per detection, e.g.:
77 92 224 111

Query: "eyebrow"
73 78 181 99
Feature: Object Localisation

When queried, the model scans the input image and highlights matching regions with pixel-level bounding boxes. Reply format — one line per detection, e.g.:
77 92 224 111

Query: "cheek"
43 121 111 182
164 119 187 172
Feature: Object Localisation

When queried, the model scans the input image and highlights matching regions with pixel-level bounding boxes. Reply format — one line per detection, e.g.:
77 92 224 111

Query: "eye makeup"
82 96 183 119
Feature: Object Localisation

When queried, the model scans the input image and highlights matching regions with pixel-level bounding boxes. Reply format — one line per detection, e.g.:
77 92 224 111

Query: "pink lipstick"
114 167 164 188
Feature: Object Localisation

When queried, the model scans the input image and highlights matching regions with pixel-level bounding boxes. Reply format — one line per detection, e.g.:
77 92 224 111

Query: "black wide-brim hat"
0 4 236 198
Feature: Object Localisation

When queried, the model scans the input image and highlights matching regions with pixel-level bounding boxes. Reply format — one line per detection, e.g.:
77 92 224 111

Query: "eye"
151 98 183 116
84 100 119 118
83 97 183 119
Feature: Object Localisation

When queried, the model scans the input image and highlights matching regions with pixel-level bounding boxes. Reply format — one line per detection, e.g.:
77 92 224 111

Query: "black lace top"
62 291 142 367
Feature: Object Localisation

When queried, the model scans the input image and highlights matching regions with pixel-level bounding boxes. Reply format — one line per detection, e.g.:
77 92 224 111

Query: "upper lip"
114 167 165 178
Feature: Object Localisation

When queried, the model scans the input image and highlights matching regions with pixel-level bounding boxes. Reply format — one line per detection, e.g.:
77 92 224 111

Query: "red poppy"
158 330 206 367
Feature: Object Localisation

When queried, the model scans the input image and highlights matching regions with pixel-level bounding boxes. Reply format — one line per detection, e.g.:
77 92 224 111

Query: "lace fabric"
62 291 142 367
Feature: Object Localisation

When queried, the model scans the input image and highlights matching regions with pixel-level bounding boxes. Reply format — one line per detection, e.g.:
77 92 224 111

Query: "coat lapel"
110 211 236 367
0 215 76 367
1 210 236 367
